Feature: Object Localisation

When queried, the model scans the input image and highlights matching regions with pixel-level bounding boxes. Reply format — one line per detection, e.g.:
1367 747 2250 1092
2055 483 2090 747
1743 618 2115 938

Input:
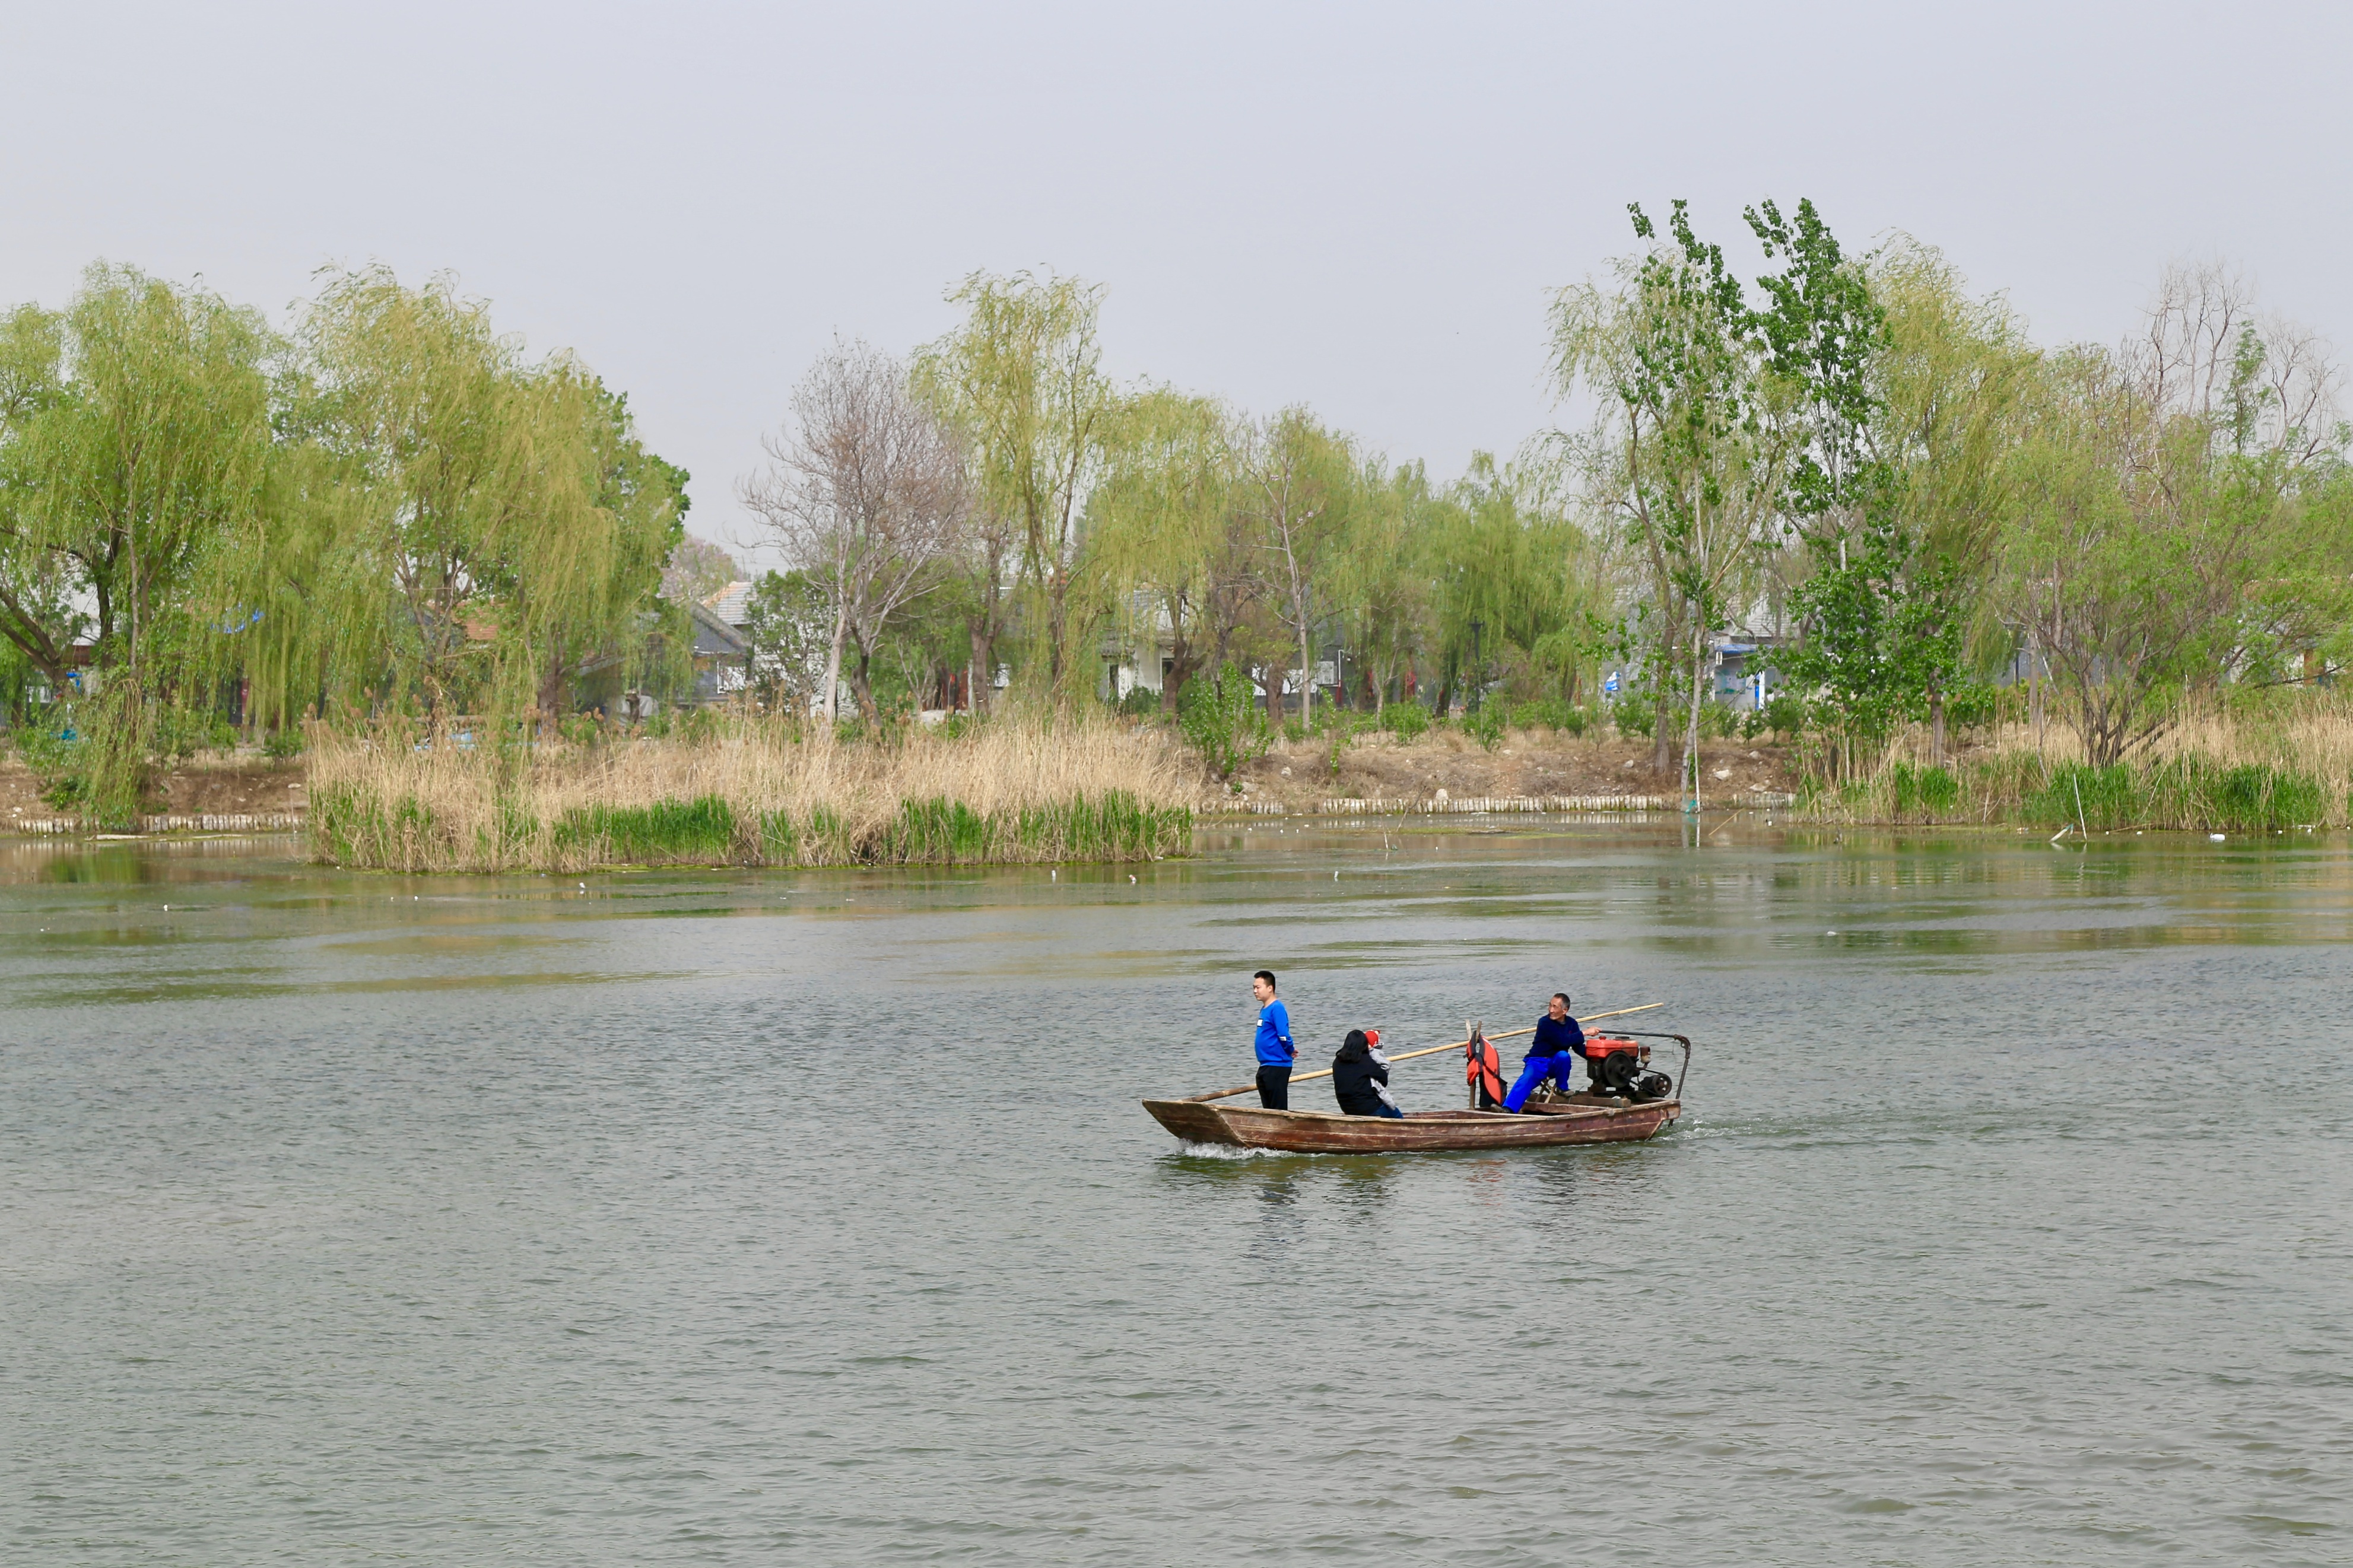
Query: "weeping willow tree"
227 268 687 731
0 265 274 816
1086 388 1246 713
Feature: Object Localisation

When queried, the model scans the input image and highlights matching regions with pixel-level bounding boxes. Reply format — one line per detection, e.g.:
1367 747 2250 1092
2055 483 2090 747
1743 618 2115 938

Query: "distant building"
688 583 753 704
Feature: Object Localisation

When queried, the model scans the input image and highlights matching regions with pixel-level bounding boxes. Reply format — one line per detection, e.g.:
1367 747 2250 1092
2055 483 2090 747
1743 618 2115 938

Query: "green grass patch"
554 795 736 863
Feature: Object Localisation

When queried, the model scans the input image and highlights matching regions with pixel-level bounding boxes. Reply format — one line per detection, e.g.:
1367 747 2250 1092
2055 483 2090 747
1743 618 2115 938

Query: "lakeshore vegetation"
305 709 1192 874
3 199 2352 864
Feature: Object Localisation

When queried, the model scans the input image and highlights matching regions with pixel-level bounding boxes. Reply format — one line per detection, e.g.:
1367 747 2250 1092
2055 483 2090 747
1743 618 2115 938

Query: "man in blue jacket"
1504 991 1586 1112
1250 969 1295 1109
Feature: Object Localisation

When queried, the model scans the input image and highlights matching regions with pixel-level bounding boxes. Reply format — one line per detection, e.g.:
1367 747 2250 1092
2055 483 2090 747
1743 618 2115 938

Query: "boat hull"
1142 1096 1679 1153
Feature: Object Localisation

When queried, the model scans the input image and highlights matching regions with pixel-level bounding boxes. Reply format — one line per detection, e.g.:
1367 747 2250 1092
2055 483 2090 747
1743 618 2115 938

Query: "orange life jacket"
1464 1030 1504 1107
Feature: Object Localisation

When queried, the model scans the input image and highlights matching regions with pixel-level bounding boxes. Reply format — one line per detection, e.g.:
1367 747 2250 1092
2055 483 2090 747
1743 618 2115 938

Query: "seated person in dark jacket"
1504 992 1586 1111
1330 1029 1405 1118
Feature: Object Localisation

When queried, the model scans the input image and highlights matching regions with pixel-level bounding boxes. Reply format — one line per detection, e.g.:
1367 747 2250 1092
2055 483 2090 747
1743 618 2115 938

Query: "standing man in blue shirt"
1504 991 1586 1112
1250 969 1295 1109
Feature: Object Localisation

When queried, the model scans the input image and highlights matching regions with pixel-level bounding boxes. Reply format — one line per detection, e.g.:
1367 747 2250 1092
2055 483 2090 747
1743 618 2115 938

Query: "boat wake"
1172 1140 1291 1160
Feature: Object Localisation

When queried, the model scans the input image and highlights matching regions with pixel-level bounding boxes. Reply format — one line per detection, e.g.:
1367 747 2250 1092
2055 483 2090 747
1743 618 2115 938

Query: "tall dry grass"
307 709 1199 872
1800 692 2353 830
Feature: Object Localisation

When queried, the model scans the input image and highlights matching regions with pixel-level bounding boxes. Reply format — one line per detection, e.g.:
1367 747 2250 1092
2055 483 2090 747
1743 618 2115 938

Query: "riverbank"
0 753 309 832
304 713 1195 872
1220 725 1801 813
12 701 2352 851
1792 710 2353 832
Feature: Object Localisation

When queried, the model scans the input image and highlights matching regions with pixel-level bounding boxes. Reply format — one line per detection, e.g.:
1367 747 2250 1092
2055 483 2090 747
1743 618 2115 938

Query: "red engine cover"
1584 1033 1641 1058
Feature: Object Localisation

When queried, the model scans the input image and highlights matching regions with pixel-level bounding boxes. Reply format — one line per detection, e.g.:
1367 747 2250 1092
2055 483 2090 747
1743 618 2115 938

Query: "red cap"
1364 1029 1380 1047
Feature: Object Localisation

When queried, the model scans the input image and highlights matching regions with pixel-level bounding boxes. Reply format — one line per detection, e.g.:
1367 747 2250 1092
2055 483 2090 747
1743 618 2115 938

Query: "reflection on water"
2 822 2349 1565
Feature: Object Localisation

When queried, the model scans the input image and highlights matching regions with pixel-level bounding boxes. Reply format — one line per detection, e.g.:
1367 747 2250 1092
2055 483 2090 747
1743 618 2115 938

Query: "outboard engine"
1583 1035 1674 1102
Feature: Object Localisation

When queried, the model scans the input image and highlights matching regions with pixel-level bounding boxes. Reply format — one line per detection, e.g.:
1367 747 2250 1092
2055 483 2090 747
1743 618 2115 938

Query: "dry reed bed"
308 714 1198 872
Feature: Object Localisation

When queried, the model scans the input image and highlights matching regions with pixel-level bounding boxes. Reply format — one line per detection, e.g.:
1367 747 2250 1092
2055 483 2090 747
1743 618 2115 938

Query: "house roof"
688 597 750 657
703 580 753 628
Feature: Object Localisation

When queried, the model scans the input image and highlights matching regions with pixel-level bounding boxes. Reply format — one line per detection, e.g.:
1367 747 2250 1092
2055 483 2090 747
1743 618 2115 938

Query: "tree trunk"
1929 685 1946 766
968 622 993 715
1163 649 1202 715
539 654 567 729
1684 628 1706 804
2027 628 2043 749
821 599 848 721
1046 571 1069 698
850 640 879 723
1296 619 1314 731
1263 662 1284 728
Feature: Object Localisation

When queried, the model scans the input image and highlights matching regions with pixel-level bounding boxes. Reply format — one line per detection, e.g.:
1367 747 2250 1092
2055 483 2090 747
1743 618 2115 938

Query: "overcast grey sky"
7 2 2349 558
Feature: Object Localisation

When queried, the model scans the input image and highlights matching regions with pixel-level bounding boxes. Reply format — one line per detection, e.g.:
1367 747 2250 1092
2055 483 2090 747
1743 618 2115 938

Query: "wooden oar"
1185 1003 1666 1103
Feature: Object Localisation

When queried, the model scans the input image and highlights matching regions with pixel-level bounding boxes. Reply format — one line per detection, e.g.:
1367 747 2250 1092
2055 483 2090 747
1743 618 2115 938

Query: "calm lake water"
4 821 2349 1565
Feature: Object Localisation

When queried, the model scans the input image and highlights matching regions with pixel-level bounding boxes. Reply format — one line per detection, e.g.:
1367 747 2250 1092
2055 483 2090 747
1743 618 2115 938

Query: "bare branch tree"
741 339 968 721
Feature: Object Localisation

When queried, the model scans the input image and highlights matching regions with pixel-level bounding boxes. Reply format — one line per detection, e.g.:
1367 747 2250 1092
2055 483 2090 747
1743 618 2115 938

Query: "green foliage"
1114 684 1160 718
310 785 437 866
1743 692 1808 740
20 714 90 810
2018 759 2326 832
1379 701 1430 741
553 795 737 863
1942 683 1999 732
1179 661 1269 780
1463 704 1506 751
1509 696 1587 734
1612 697 1656 739
741 569 828 711
262 727 304 761
915 270 1111 699
1553 201 1786 768
153 707 235 764
1999 284 2345 765
1888 761 1961 817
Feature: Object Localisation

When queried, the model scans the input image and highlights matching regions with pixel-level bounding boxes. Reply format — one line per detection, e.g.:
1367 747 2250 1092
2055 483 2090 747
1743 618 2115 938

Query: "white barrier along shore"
7 812 306 837
1201 793 1676 817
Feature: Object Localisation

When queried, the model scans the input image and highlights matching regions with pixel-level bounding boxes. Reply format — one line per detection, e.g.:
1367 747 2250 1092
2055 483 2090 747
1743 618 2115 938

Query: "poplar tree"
1552 201 1787 785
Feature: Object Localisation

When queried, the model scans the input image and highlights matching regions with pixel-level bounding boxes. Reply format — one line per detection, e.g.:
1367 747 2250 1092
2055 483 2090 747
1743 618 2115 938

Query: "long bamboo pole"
1187 1003 1665 1103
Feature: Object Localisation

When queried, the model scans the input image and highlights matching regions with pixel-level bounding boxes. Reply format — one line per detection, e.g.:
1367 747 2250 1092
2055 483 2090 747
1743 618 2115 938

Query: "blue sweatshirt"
1253 1000 1295 1067
1529 1013 1586 1060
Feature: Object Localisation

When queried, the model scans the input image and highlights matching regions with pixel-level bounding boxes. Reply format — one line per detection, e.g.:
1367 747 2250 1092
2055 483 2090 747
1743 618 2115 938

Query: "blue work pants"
1504 1053 1577 1112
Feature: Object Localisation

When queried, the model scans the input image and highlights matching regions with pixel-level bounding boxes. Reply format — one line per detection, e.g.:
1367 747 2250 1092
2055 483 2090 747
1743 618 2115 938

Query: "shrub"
262 727 306 761
1613 697 1655 740
1114 685 1160 719
1179 661 1271 779
153 708 237 763
1463 704 1506 751
1754 692 1807 739
1942 683 1999 733
1510 696 1583 733
1379 701 1431 741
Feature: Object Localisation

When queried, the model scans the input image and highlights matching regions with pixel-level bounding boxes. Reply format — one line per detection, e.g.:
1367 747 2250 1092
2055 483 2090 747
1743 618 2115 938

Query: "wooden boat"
1142 1093 1678 1153
1144 1028 1690 1154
